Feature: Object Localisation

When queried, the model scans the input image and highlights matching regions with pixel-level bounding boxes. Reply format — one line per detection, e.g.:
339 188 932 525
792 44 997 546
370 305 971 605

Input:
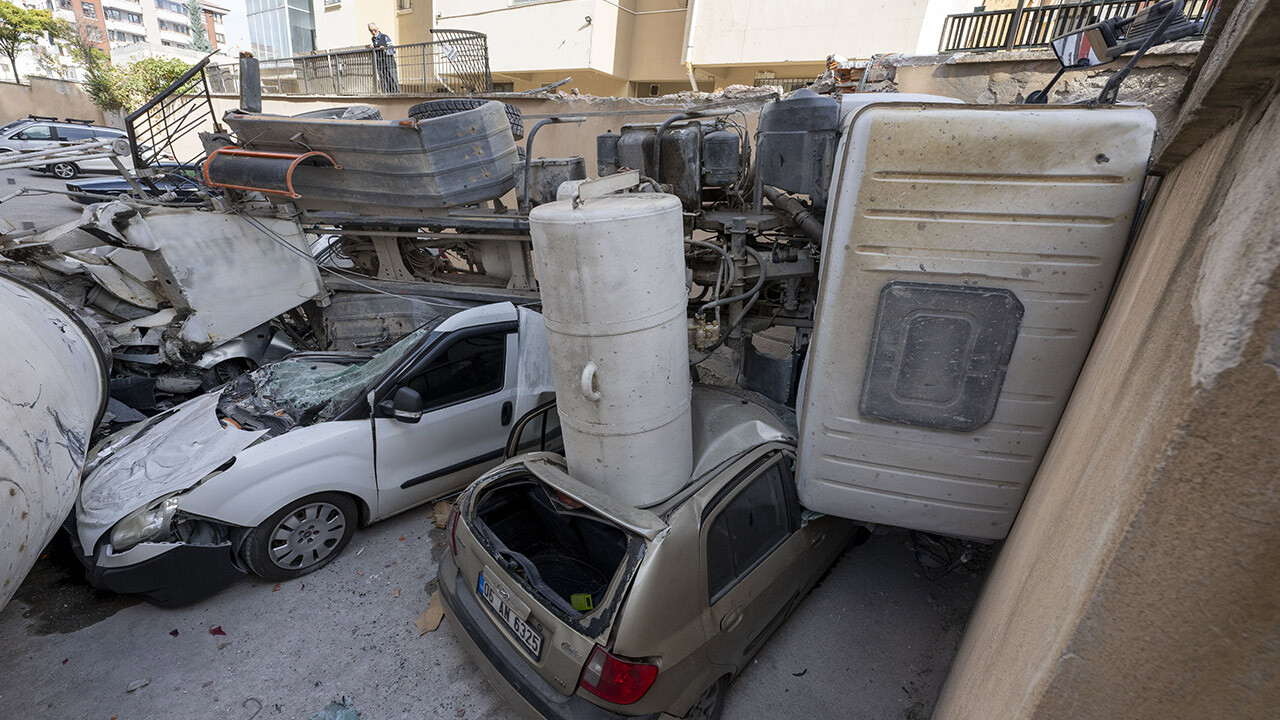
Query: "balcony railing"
938 0 1217 53
206 29 492 98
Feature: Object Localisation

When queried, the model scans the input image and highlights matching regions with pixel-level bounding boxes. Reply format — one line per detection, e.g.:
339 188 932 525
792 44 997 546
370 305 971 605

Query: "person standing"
368 22 400 93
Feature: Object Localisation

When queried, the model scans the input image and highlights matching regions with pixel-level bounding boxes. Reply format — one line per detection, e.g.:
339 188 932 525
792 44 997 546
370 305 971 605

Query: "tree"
186 0 212 53
65 22 113 109
0 0 64 83
85 56 193 113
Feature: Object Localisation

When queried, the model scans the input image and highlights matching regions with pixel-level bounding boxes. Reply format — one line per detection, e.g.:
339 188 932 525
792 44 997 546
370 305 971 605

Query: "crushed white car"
69 302 552 606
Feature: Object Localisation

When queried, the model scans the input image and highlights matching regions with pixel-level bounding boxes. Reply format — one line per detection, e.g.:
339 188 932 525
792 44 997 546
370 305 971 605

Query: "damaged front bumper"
66 520 245 607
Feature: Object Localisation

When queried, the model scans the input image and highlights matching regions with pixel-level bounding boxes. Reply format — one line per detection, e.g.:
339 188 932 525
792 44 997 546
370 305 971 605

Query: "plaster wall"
0 77 114 126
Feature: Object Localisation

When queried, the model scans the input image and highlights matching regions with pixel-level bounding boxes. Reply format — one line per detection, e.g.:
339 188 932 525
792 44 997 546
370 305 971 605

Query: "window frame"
377 324 516 416
702 452 801 605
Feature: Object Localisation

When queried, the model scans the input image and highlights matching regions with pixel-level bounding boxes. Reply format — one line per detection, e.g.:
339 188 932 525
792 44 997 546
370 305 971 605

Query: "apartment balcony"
938 0 1217 53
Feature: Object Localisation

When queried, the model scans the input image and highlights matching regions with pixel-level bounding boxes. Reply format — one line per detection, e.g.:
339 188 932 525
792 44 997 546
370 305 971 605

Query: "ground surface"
0 167 89 230
0 514 986 720
0 178 991 719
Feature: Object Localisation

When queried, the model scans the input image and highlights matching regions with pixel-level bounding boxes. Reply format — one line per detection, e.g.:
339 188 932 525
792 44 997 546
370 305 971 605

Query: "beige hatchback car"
439 387 858 719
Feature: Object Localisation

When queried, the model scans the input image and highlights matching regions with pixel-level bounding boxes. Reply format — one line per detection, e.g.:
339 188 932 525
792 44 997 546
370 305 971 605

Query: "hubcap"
268 502 347 570
53 164 74 178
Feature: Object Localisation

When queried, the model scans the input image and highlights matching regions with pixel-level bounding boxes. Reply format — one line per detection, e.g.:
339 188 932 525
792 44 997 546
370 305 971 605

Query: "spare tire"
408 99 523 139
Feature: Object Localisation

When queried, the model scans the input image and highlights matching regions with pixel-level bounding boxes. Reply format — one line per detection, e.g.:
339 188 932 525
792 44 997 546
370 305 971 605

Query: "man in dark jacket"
368 22 399 93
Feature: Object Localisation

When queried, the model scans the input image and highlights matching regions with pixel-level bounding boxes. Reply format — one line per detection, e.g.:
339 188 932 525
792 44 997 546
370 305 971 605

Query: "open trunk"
474 480 629 617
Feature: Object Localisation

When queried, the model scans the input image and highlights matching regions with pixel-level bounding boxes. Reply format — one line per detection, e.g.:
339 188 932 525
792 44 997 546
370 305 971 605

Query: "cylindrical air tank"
528 193 692 507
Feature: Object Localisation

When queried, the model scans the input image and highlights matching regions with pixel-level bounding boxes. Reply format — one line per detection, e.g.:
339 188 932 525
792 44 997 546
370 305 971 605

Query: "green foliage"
187 0 212 54
0 0 66 82
86 56 194 113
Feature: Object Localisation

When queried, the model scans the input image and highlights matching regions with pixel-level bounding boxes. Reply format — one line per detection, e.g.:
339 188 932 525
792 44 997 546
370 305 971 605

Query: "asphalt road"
0 166 90 232
0 185 991 719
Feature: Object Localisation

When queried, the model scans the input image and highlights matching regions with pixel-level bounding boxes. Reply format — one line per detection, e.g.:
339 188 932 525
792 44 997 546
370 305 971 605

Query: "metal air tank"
528 193 692 507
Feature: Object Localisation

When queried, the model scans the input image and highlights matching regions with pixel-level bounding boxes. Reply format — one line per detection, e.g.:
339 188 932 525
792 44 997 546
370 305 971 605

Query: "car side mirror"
379 387 424 423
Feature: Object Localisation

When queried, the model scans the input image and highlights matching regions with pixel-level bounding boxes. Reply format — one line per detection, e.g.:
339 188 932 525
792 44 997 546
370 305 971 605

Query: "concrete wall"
932 2 1280 717
315 0 402 53
891 43 1202 135
0 77 114 126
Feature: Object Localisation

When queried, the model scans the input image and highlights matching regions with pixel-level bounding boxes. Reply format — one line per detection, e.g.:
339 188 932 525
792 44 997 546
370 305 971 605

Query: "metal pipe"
698 245 766 316
763 185 824 242
520 116 587 214
685 238 737 292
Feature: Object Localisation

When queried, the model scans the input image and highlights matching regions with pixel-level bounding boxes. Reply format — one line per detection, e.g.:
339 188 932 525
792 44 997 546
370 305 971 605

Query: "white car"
0 117 133 179
70 302 553 606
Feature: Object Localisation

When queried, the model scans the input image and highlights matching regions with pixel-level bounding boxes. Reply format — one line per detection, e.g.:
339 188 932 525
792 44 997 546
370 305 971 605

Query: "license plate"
478 571 543 659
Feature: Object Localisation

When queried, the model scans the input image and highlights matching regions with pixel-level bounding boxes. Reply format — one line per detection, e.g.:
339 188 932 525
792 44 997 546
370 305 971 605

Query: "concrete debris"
125 678 150 693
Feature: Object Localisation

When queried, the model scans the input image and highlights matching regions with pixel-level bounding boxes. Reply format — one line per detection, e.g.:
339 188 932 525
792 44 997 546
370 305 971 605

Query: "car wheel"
407 98 524 139
51 162 79 179
242 493 358 581
684 677 728 720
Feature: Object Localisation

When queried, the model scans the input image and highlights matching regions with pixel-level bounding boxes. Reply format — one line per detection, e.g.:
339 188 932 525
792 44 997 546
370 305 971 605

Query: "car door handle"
501 400 513 426
720 607 744 633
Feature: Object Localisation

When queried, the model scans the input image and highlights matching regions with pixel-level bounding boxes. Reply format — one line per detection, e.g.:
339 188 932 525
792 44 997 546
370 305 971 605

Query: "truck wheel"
242 493 358 581
407 99 524 139
51 161 80 179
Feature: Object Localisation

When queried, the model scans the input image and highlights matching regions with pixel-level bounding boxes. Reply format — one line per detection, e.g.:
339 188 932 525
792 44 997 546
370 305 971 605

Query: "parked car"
71 302 554 607
65 163 208 204
440 387 859 720
0 117 131 178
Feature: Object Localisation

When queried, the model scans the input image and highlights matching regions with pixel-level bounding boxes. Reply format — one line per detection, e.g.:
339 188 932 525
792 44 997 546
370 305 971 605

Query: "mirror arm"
1093 0 1183 106
1027 65 1068 105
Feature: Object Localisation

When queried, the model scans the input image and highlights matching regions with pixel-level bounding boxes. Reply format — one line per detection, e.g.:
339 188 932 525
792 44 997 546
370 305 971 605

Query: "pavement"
0 167 89 231
0 178 993 719
0 514 987 720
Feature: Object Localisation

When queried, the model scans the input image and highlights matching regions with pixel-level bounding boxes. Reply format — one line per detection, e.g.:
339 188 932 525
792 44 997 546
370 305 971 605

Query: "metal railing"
207 29 492 97
939 0 1216 53
125 54 222 172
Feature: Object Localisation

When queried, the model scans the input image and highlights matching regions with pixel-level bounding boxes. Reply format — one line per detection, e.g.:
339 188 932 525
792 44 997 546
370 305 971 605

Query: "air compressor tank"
528 193 692 507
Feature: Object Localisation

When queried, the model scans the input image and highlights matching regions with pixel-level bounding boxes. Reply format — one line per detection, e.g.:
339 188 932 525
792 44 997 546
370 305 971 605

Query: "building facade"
97 0 230 53
247 0 316 59
306 0 973 96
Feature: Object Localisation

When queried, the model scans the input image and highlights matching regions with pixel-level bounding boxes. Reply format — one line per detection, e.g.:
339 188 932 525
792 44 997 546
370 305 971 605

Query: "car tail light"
578 645 658 705
447 504 460 557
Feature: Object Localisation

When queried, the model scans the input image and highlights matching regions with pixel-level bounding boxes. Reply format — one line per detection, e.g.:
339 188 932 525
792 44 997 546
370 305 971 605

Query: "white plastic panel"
798 103 1156 540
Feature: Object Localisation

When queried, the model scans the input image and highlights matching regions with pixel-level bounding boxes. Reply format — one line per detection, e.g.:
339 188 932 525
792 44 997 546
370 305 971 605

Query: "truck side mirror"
379 387 424 423
1050 25 1117 70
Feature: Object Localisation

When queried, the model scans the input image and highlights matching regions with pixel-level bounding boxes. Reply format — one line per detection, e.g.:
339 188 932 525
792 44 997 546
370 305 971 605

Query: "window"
58 0 72 9
105 8 141 22
91 128 125 138
397 0 411 10
17 125 53 141
57 126 96 141
81 1 97 18
492 81 514 93
216 32 225 43
154 0 185 11
159 19 190 34
402 332 507 411
706 460 795 602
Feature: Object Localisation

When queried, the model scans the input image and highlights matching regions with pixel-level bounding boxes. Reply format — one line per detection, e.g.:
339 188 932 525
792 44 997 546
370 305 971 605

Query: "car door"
700 451 810 671
371 327 519 518
13 123 55 152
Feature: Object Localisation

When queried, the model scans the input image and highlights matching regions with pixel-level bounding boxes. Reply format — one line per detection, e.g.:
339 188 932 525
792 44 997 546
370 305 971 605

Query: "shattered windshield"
219 324 440 432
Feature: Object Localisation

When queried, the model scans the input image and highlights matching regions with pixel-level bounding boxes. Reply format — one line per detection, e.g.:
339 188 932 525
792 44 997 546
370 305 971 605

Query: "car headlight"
110 494 182 552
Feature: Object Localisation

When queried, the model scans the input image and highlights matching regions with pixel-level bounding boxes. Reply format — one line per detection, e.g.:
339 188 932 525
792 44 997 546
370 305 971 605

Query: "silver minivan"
0 118 131 179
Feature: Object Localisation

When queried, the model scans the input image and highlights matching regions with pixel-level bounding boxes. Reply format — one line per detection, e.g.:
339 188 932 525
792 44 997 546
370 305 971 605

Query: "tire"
51 161 79 179
242 492 358 581
684 677 728 720
407 99 524 139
